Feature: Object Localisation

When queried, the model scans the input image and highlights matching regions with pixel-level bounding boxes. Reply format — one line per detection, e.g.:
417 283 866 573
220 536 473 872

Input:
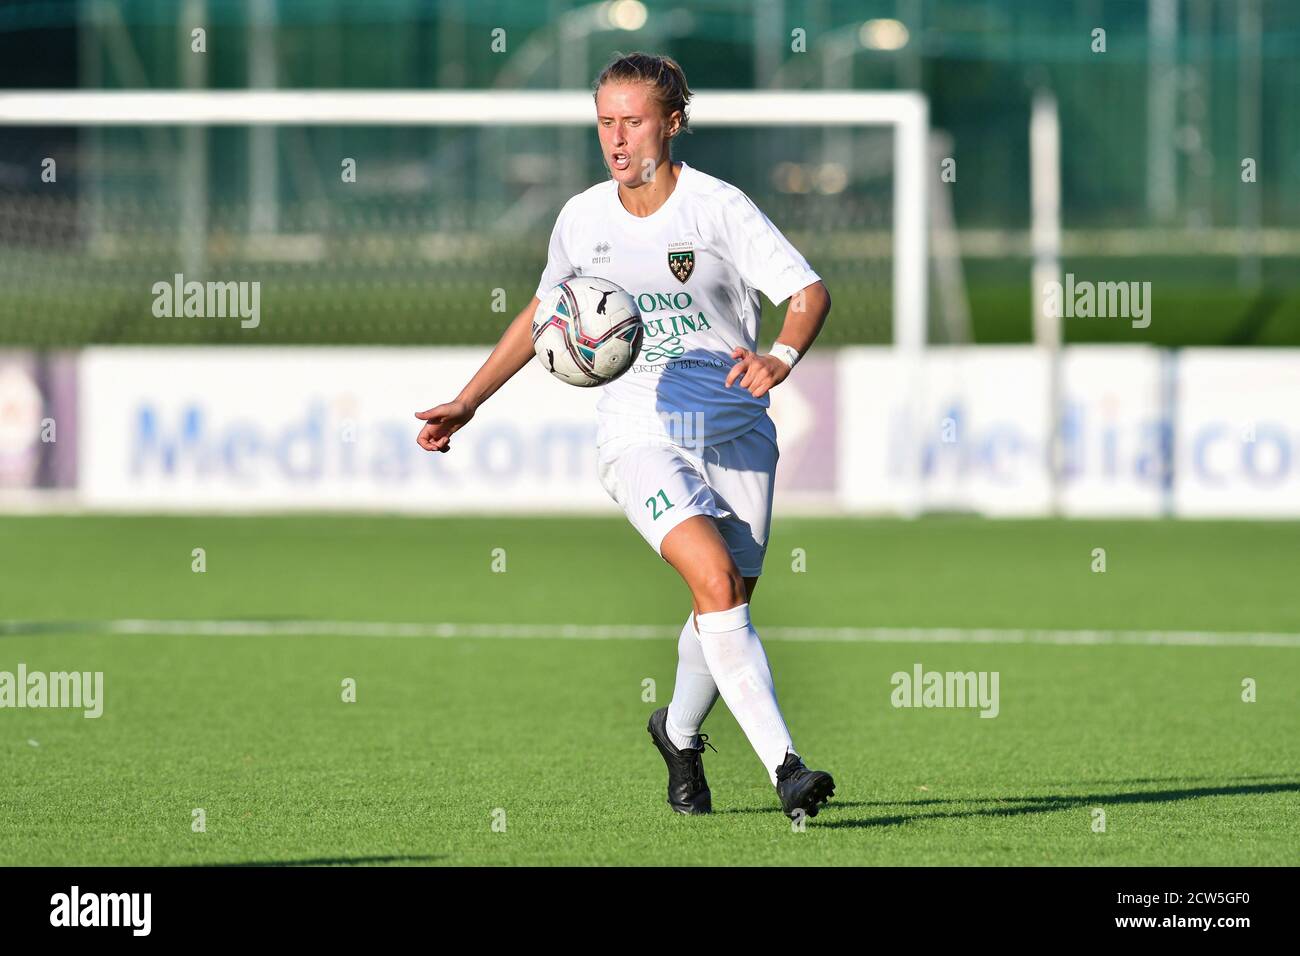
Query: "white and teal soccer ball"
531 276 643 387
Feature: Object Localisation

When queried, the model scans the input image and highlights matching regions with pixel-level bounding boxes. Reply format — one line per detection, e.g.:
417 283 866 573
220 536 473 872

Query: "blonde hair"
593 52 692 140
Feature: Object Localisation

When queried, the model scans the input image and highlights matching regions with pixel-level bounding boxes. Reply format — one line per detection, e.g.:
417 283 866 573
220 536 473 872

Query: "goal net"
0 90 927 350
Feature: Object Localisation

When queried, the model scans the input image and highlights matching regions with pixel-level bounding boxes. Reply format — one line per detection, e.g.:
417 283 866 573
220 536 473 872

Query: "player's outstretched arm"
415 295 541 453
725 280 832 399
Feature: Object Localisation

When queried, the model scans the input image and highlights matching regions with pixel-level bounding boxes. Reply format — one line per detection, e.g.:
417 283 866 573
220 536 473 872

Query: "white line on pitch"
1 619 1298 647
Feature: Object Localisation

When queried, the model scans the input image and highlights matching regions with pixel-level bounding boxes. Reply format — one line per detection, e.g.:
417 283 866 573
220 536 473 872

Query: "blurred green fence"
1 0 1298 346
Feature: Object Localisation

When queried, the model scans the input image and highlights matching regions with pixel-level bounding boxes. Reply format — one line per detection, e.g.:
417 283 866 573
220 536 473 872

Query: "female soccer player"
415 53 834 819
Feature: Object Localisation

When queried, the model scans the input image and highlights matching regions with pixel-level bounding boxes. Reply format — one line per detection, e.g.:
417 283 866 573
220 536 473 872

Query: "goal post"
0 89 929 354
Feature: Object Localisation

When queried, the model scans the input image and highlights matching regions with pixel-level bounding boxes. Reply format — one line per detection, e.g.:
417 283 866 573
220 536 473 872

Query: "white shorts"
596 424 779 577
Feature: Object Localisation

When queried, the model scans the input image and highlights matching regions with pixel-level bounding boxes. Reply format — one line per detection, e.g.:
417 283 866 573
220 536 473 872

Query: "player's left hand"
724 347 789 399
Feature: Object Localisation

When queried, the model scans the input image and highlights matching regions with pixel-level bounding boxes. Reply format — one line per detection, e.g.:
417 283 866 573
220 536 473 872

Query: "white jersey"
534 161 820 448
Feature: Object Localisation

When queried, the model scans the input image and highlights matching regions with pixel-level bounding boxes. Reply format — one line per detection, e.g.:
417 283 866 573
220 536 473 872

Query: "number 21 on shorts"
645 489 674 521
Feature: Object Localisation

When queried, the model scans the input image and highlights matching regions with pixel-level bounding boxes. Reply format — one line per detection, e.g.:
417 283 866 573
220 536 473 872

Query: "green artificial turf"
1 515 1297 866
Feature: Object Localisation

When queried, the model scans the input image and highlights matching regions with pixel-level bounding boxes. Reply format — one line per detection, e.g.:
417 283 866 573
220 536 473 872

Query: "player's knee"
694 565 746 612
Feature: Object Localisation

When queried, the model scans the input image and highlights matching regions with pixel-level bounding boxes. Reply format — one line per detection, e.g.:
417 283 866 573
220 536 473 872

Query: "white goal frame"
0 89 929 353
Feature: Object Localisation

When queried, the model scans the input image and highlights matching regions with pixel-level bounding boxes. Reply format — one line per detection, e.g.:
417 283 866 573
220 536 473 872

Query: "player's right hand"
415 400 474 453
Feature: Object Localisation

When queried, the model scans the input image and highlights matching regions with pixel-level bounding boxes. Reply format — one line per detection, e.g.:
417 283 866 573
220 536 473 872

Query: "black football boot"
774 752 836 819
647 706 715 815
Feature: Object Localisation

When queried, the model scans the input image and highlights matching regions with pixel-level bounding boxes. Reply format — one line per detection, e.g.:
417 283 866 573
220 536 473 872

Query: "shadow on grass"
715 779 1300 828
838 773 1300 808
199 854 443 867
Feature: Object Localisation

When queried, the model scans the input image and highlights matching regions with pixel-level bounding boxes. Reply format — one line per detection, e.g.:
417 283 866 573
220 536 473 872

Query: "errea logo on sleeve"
50 887 151 936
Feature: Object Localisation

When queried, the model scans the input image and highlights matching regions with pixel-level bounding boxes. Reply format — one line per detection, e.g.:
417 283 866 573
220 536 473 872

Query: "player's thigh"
597 440 729 560
659 514 747 613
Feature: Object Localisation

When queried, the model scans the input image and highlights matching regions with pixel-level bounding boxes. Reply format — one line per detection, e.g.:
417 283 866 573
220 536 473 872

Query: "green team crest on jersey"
667 248 695 284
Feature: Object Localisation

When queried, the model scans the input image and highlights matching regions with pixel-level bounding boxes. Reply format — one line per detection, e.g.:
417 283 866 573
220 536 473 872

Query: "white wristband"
768 343 800 369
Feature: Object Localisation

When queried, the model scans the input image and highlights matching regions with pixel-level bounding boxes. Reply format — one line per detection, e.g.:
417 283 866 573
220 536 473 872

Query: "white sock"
666 611 719 751
695 602 797 785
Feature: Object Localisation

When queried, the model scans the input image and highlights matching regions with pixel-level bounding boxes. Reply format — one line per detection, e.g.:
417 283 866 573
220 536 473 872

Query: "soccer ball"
531 276 643 387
